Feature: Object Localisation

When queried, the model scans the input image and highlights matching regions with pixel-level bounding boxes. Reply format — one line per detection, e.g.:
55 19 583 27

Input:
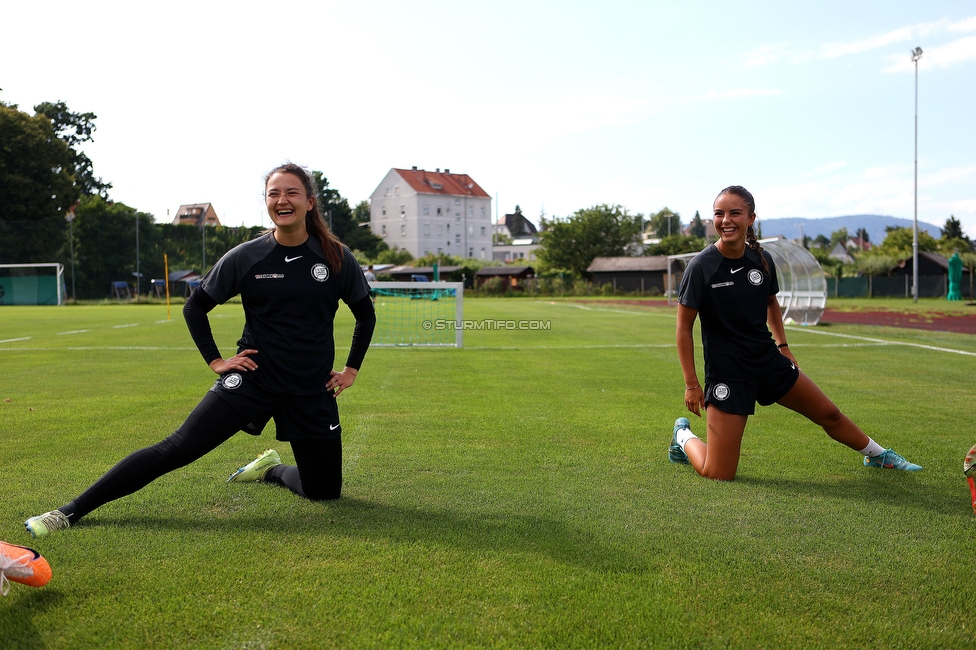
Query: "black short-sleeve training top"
678 244 781 381
199 232 369 395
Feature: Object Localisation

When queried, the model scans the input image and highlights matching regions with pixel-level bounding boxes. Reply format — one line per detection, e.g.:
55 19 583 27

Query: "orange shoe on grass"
0 540 52 595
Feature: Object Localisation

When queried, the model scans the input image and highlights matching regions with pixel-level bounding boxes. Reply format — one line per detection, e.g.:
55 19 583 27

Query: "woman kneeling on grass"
25 163 375 537
669 185 922 480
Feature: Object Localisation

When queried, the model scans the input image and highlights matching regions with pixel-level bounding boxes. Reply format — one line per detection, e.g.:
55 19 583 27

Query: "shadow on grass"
0 588 65 648
735 473 961 516
87 497 645 574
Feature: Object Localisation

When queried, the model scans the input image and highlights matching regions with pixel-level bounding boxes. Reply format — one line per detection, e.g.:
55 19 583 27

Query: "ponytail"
746 225 769 275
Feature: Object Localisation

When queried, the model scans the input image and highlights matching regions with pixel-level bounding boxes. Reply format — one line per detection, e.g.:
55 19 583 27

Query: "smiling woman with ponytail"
25 163 377 539
666 185 922 482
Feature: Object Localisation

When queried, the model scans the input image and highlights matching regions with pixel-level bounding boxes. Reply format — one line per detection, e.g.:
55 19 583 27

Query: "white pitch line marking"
0 337 31 344
110 323 140 329
57 330 90 335
785 326 976 357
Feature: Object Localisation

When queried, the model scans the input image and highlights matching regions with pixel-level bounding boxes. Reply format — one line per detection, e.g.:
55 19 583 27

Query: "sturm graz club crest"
748 269 764 286
221 373 243 390
311 263 329 282
713 383 730 401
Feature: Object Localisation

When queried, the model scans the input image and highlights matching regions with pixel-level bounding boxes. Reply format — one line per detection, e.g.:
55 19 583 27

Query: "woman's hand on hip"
209 349 259 375
328 367 359 396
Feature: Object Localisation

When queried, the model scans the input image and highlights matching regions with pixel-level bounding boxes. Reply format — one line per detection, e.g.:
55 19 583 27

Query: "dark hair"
265 163 343 274
715 185 768 275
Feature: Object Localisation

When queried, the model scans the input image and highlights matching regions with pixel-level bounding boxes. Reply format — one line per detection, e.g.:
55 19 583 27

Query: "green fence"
825 275 950 299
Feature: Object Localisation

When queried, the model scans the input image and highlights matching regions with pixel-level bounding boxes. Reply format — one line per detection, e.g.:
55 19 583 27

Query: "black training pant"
63 392 342 523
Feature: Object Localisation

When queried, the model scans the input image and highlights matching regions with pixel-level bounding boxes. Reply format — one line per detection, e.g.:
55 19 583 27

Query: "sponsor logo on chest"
711 267 764 289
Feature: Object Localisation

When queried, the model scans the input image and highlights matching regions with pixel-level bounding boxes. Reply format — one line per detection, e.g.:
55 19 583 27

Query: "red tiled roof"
394 168 490 199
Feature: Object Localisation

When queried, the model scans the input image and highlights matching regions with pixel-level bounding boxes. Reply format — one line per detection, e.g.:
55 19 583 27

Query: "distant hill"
757 215 943 246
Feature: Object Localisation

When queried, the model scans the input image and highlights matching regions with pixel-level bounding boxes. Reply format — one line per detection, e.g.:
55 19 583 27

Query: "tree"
689 210 706 238
939 215 972 255
829 228 850 249
855 227 870 244
33 101 111 198
346 199 388 258
537 204 641 277
812 234 830 250
71 196 152 299
879 226 939 258
375 247 413 265
311 173 386 257
941 215 967 241
0 102 80 263
647 207 681 238
645 234 705 256
855 251 898 277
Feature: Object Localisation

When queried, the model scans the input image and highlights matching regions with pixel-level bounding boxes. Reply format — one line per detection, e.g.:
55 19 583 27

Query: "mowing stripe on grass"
544 300 677 319
787 326 976 357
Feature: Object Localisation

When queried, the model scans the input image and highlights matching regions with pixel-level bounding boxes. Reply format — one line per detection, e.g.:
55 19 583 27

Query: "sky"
3 1 975 236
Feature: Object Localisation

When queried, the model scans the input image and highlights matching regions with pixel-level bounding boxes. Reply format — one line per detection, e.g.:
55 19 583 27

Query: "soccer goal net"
0 263 65 305
369 281 464 347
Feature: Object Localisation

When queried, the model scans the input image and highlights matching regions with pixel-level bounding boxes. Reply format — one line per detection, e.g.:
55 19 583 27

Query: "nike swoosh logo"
730 267 744 274
285 255 303 263
330 424 340 430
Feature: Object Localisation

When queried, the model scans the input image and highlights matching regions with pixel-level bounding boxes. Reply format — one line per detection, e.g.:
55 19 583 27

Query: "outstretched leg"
61 392 248 523
775 372 869 450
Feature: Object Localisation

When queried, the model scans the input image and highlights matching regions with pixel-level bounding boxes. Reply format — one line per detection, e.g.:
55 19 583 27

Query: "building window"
400 224 406 236
381 225 386 236
400 204 405 217
437 206 442 215
423 223 430 236
468 247 473 257
480 226 485 236
455 234 461 244
455 198 461 205
394 186 400 196
456 216 460 223
381 206 386 217
437 225 443 236
468 206 473 217
480 247 486 259
423 204 429 215
468 226 473 235
481 207 486 218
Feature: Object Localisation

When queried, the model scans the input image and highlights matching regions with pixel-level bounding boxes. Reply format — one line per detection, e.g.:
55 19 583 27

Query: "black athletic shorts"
209 371 341 441
704 353 799 416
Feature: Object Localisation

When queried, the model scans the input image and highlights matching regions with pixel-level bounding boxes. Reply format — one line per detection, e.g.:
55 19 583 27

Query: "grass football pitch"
2 297 975 648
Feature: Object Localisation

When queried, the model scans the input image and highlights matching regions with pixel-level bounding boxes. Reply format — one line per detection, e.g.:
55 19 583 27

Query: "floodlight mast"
912 46 923 303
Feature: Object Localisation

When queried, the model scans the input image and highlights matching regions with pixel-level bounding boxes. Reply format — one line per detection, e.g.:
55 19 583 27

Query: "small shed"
890 251 952 277
385 265 463 282
169 269 201 296
586 257 669 294
474 266 535 289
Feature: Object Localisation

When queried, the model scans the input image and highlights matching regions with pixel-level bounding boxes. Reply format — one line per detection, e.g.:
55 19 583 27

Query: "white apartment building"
369 167 493 260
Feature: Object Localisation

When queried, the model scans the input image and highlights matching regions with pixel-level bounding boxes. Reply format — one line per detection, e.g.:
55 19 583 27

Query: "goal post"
368 281 464 348
0 263 65 305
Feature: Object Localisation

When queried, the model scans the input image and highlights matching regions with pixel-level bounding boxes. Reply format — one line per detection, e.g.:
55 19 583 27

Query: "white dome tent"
666 238 828 326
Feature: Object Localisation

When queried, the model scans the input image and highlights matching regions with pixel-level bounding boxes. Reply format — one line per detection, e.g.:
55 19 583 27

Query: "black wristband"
777 343 789 349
